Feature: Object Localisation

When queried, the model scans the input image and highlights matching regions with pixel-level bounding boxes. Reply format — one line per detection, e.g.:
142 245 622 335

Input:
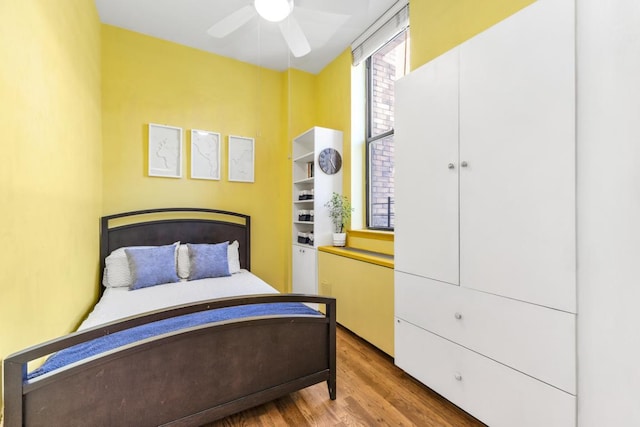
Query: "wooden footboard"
3 295 336 427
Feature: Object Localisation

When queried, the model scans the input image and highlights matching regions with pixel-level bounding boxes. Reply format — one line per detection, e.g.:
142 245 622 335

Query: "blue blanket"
28 302 319 380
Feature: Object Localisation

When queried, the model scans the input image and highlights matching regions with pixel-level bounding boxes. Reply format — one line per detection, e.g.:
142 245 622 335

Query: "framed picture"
191 129 221 180
148 123 182 178
228 135 255 183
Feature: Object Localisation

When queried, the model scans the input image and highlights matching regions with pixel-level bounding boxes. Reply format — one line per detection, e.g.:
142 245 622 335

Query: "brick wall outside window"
368 32 408 229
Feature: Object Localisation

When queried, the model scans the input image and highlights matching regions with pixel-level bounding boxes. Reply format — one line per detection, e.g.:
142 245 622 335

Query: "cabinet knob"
461 161 468 167
448 163 455 169
454 372 463 381
454 312 463 320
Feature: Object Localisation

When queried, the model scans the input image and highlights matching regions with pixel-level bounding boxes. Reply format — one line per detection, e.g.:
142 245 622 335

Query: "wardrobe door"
458 0 576 312
394 48 460 285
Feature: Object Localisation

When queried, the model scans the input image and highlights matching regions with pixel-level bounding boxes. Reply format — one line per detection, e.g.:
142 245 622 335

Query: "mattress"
29 273 318 380
79 270 278 330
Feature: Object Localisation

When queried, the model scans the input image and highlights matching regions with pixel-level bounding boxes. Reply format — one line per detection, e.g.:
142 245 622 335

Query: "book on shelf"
306 161 314 178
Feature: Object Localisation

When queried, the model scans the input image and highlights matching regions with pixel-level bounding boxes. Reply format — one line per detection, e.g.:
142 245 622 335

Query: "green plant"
325 192 353 233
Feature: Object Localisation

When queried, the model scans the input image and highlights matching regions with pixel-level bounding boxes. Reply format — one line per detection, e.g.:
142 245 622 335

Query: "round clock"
318 148 342 175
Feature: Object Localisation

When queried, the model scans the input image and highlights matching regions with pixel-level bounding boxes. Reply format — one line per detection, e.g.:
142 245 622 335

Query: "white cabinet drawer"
395 272 575 394
395 319 576 427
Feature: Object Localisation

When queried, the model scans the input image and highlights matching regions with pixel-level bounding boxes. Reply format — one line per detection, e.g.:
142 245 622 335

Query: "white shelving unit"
292 127 342 297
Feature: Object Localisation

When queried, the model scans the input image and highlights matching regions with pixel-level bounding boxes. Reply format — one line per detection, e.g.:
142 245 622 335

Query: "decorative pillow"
177 244 190 279
103 243 180 288
103 248 131 288
227 240 241 274
187 242 230 280
103 246 148 288
177 240 241 279
125 243 180 290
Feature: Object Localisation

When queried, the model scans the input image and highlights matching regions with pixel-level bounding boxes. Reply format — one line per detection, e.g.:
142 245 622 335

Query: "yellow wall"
0 0 102 412
410 0 536 69
316 50 353 201
284 68 317 142
101 25 290 290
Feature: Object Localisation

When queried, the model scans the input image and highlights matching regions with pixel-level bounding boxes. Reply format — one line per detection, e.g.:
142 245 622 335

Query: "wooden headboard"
100 208 251 278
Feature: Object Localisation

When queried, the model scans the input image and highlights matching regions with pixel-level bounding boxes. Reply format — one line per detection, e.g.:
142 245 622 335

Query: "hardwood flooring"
205 326 485 427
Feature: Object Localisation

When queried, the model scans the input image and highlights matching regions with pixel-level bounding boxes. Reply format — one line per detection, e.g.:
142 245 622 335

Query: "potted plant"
325 192 353 247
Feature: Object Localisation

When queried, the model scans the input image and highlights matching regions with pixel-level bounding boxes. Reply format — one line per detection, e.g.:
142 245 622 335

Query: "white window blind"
351 0 409 66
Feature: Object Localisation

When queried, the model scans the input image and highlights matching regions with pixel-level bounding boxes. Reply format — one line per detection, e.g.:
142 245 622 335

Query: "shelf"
292 126 343 298
294 242 316 249
294 177 314 185
293 151 314 163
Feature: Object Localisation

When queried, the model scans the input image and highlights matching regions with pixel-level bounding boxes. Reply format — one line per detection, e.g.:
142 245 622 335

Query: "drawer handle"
454 312 463 320
454 372 463 381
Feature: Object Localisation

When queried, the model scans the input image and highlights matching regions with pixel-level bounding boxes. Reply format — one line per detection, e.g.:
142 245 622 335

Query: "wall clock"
318 148 342 175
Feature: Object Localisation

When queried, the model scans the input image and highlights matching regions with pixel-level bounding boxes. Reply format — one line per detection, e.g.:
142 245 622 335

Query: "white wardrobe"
394 0 577 425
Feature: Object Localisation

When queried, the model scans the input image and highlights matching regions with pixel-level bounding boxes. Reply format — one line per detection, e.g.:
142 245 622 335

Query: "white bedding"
79 270 278 330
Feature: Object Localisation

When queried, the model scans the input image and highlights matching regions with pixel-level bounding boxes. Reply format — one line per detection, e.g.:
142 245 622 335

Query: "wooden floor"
205 326 485 427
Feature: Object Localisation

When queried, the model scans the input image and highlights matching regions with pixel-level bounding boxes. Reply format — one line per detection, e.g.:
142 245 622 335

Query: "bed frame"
4 208 336 427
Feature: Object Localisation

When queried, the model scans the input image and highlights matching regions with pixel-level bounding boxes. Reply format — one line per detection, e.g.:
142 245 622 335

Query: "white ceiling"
95 0 398 74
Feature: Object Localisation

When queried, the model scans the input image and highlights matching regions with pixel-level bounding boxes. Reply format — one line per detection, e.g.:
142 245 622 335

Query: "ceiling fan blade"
207 4 256 38
278 15 311 58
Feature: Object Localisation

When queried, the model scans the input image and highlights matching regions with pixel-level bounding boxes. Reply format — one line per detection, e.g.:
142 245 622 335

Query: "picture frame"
190 129 221 180
228 135 255 183
148 123 182 178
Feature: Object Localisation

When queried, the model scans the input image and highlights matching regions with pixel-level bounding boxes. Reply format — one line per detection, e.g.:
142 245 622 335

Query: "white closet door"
292 246 316 295
459 0 576 312
394 48 460 285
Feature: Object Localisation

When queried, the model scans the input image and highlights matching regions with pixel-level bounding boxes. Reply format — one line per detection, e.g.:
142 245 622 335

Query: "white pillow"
177 240 241 279
103 247 136 288
228 240 241 274
177 244 190 279
103 243 179 288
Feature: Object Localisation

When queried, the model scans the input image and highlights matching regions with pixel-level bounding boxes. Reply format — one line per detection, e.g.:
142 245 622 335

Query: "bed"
3 208 336 427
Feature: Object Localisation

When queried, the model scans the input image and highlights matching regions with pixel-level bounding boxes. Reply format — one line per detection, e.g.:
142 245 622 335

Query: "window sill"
347 229 394 255
318 246 394 269
349 229 394 241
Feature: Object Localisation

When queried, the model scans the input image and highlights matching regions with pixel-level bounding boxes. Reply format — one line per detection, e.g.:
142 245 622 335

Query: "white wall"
577 1 640 425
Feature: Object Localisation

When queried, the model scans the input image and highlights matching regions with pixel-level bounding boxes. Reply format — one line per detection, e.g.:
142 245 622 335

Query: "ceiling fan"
206 0 354 58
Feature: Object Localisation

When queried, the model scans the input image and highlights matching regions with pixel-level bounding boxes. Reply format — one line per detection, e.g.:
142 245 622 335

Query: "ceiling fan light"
254 0 293 23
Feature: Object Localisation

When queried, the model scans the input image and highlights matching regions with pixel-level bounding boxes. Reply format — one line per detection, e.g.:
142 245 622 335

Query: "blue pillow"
187 242 230 280
125 243 180 290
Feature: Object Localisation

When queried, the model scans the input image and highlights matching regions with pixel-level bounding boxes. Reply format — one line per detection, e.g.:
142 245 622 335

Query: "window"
366 29 410 230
